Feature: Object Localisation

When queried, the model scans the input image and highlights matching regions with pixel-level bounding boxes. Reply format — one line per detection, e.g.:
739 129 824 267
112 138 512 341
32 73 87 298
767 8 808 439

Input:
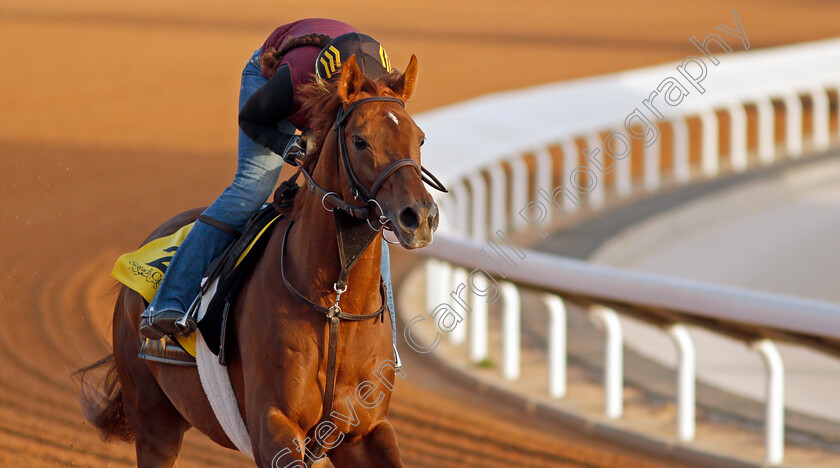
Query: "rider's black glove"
282 134 306 166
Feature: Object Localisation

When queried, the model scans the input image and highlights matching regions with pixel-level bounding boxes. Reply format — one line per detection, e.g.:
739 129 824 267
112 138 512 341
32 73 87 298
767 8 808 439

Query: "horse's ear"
391 54 419 101
337 54 364 103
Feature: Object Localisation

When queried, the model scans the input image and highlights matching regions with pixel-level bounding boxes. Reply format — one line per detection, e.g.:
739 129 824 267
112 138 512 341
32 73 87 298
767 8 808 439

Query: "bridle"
297 96 447 232
334 96 447 201
281 95 445 465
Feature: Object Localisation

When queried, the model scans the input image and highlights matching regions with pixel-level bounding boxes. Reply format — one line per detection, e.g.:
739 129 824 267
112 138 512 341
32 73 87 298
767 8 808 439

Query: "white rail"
413 38 840 465
668 324 696 442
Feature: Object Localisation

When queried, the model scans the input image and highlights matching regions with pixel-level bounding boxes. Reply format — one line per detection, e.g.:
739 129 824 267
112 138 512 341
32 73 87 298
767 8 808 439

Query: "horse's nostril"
399 206 420 230
429 208 439 230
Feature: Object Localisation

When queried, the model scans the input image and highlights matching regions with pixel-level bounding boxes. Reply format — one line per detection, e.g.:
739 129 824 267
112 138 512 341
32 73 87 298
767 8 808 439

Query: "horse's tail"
73 354 134 442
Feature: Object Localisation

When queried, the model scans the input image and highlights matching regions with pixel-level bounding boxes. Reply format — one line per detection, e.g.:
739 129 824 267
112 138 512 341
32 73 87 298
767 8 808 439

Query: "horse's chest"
325 325 395 429
328 370 393 435
263 316 394 432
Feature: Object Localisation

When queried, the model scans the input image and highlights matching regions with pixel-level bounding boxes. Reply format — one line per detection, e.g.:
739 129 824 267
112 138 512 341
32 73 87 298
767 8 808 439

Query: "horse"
76 54 439 467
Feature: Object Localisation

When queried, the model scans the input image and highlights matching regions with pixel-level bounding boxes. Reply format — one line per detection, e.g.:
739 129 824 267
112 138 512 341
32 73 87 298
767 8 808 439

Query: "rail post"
810 87 830 151
535 146 554 224
544 294 567 398
836 83 840 140
672 118 690 183
752 339 785 465
586 133 605 207
590 306 623 419
728 102 748 173
668 324 696 441
468 173 487 242
783 91 803 158
510 157 529 231
468 271 489 363
613 128 632 197
488 164 507 236
700 108 719 177
643 131 661 191
450 267 468 345
756 97 775 164
501 282 521 380
561 139 580 213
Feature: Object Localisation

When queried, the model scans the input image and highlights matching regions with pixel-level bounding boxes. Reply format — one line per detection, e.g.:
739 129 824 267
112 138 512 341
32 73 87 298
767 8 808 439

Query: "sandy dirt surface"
2 1 839 466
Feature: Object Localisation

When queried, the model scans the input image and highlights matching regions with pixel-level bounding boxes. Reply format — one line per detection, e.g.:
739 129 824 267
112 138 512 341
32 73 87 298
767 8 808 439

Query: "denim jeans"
147 49 399 364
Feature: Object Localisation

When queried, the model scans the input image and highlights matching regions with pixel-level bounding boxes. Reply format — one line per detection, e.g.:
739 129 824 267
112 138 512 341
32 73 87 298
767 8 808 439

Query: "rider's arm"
238 64 297 155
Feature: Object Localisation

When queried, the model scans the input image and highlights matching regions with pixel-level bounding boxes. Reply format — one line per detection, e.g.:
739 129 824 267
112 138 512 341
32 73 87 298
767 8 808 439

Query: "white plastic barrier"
415 38 840 465
417 38 840 186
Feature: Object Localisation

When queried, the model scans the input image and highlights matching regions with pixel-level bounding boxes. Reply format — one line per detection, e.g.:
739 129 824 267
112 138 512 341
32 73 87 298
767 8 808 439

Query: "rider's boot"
139 219 236 340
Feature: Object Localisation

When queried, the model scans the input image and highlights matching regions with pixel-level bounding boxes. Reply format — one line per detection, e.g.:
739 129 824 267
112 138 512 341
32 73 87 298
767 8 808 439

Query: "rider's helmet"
315 33 393 85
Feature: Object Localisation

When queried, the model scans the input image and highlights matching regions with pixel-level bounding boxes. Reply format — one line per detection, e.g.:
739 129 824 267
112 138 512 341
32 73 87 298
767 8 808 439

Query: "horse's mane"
297 70 403 171
280 70 405 219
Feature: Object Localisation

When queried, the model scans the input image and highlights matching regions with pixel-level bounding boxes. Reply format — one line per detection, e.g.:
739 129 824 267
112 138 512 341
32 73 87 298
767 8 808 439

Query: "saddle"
113 198 289 367
197 203 285 362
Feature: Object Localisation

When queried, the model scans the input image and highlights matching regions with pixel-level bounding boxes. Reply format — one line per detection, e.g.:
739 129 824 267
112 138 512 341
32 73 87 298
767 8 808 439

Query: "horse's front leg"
253 408 326 468
328 419 403 468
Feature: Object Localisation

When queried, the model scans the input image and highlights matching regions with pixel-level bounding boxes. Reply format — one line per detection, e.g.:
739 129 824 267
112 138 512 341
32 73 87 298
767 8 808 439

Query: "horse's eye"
352 137 367 150
420 138 426 147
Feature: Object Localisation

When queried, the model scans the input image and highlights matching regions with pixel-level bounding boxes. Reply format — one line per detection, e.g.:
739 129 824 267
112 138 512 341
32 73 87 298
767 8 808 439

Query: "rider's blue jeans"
146 50 398 364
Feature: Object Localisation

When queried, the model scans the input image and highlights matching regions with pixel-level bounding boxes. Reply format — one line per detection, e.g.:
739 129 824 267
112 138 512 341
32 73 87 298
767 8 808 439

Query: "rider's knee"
229 175 277 209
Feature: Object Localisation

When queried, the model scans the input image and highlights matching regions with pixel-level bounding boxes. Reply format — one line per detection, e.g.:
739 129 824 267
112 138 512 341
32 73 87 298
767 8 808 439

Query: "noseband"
298 96 447 227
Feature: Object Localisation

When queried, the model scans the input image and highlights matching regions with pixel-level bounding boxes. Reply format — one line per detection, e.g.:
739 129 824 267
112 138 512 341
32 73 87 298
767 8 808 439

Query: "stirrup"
175 314 197 334
139 310 195 340
174 289 207 335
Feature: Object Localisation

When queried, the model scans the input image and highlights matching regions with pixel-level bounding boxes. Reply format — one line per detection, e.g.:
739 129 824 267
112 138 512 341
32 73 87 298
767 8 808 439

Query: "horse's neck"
285 166 383 312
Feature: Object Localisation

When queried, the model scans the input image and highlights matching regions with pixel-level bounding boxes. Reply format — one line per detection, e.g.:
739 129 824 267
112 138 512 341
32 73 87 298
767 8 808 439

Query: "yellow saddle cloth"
111 214 283 356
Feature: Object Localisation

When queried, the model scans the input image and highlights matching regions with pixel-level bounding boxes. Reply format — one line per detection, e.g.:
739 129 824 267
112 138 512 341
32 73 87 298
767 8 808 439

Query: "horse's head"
315 54 439 249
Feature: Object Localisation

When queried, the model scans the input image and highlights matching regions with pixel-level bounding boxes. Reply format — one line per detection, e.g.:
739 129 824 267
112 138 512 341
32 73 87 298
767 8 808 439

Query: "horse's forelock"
298 70 404 170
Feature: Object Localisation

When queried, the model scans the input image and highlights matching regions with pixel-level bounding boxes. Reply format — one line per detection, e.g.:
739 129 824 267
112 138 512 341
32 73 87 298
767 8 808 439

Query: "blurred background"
2 1 840 466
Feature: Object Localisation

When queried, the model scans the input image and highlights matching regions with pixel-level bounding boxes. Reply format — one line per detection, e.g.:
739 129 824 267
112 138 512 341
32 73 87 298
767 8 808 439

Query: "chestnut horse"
77 54 438 467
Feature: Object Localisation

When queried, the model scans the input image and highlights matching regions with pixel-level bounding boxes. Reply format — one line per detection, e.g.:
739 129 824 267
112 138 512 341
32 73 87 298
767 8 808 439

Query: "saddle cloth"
110 209 281 460
111 206 283 358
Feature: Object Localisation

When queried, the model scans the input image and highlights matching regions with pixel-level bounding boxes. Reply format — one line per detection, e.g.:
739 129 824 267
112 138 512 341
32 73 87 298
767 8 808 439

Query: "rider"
140 19 396 340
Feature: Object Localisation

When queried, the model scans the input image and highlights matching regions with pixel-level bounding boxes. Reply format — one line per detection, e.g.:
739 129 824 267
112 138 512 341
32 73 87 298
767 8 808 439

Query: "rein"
281 95 445 464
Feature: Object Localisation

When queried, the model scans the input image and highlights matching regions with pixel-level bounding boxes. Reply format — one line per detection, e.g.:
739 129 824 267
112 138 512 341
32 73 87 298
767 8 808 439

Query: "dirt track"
2 1 839 466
